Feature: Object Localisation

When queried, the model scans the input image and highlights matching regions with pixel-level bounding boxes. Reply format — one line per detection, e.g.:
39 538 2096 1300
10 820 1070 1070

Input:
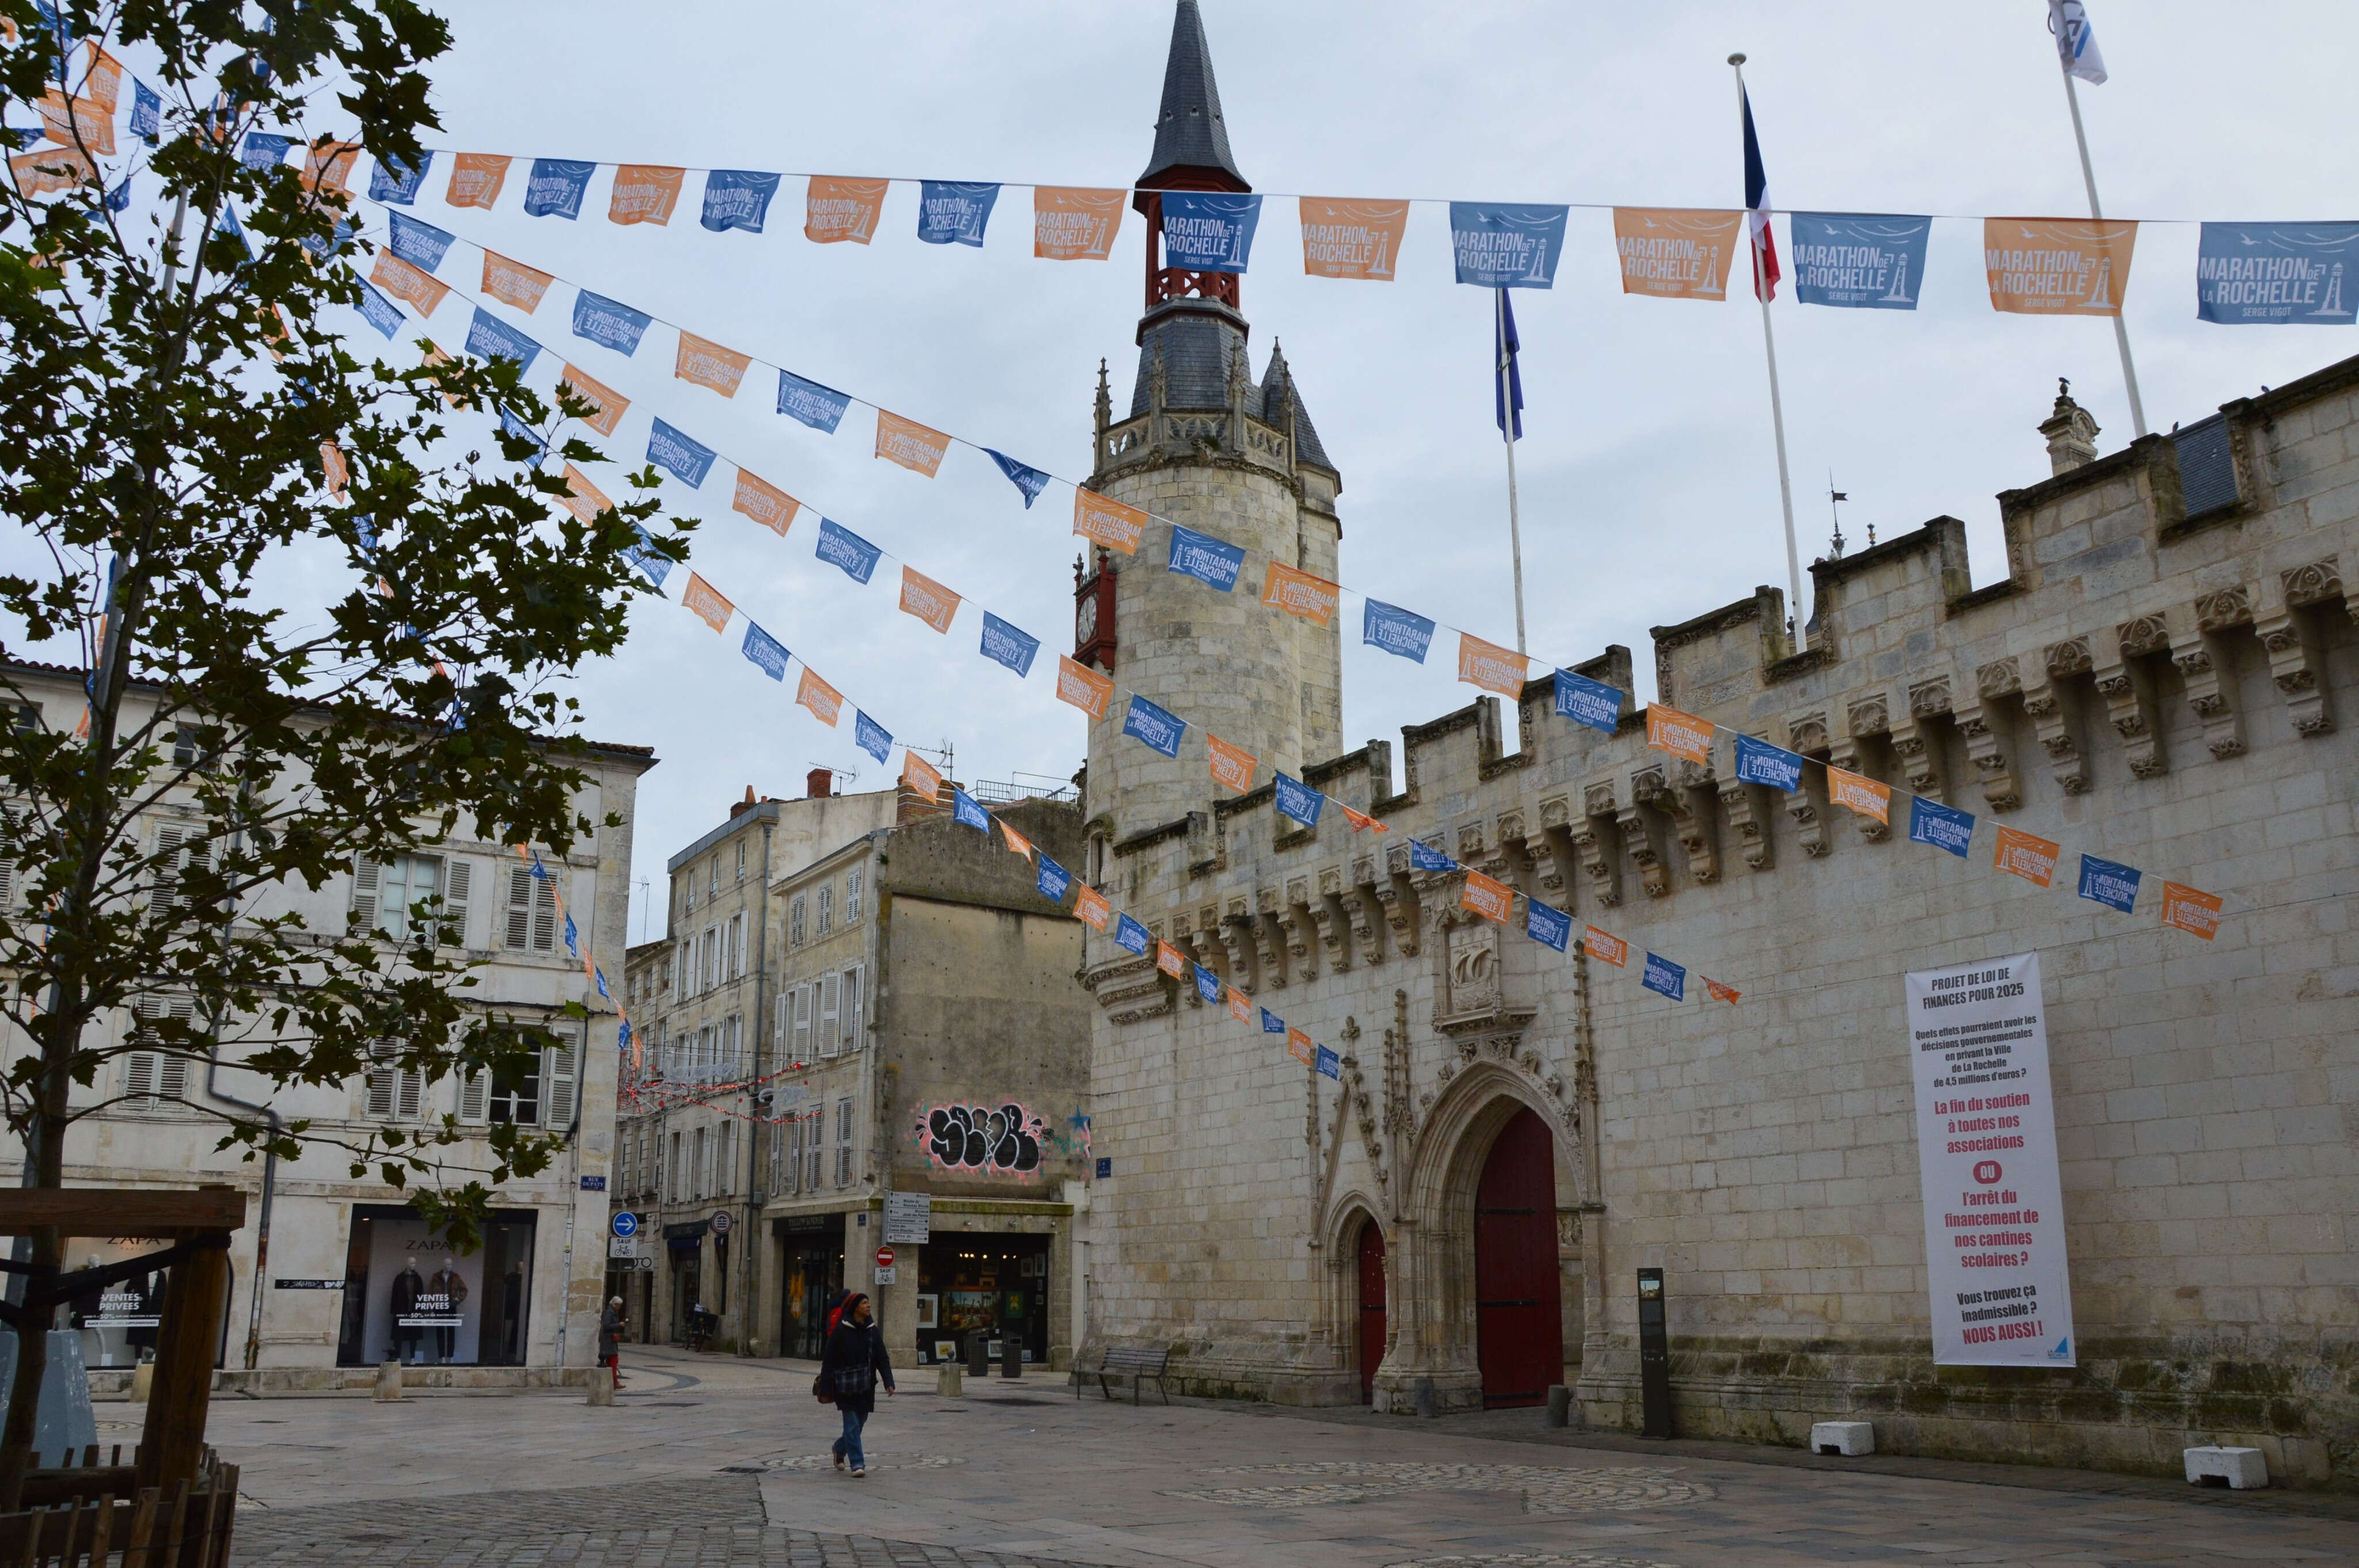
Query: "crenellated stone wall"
1078 350 2359 1484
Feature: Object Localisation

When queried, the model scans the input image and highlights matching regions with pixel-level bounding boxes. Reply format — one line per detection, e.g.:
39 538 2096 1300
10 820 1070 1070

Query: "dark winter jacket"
819 1316 895 1414
598 1306 623 1358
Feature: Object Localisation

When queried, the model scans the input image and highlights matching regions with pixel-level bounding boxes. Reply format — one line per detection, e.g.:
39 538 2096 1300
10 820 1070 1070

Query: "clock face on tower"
1076 594 1098 645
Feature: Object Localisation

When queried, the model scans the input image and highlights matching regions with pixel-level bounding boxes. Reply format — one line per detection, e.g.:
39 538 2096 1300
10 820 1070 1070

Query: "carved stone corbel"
1955 660 2023 812
1530 797 1573 898
1311 865 1350 973
1891 681 1950 801
2171 609 2247 761
1342 855 1386 966
2023 638 2093 795
1829 719 1890 845
1218 905 1258 993
1615 774 1673 899
2093 619 2167 780
1279 878 1318 983
1373 846 1422 958
1253 884 1287 989
1571 783 1624 906
1781 715 1831 857
2255 605 2334 738
1716 776 1774 870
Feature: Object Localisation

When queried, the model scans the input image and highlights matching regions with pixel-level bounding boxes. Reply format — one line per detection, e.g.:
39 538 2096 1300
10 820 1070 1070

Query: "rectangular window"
676 939 691 998
502 863 558 954
789 896 806 949
791 985 812 1061
488 1051 541 1126
682 874 694 914
817 883 832 937
150 822 214 924
735 841 746 882
709 857 719 899
845 867 863 924
355 853 472 948
362 1037 424 1122
775 991 790 1053
835 1098 855 1186
691 1126 706 1202
805 1108 824 1191
668 1131 680 1198
817 973 840 1059
840 965 864 1053
125 996 196 1110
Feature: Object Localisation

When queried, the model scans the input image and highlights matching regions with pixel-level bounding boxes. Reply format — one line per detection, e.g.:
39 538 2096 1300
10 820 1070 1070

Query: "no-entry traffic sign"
874 1246 894 1270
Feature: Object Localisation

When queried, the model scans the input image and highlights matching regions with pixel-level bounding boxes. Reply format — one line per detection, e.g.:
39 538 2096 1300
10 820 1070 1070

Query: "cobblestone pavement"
200 1346 2359 1566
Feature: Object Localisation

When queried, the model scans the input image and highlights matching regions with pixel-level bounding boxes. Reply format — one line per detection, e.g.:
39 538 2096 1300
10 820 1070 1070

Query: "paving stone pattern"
1173 1461 1712 1515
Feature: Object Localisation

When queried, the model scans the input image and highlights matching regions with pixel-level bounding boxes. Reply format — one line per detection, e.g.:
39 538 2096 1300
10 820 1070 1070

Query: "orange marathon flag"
1226 986 1253 1024
609 165 685 226
1287 1027 1315 1067
303 140 362 195
1704 977 1742 1005
1984 218 2137 317
1337 802 1387 833
10 143 94 194
79 44 125 112
37 89 114 155
901 747 944 803
732 469 800 536
897 566 961 633
1583 927 1629 967
1457 632 1528 698
1612 208 1743 301
320 441 349 500
1033 187 1126 261
557 363 630 436
417 339 459 404
1000 821 1034 859
559 464 612 525
1055 655 1114 719
1072 884 1112 932
445 152 511 210
806 176 888 244
1992 825 2062 889
1298 197 1409 281
675 332 752 398
1207 734 1257 794
681 573 733 633
795 667 843 728
1155 940 1186 979
1461 869 1515 924
1645 704 1715 766
1826 765 1890 825
875 410 951 477
2159 881 2223 940
370 251 450 316
1072 488 1146 555
1260 561 1340 627
480 250 553 313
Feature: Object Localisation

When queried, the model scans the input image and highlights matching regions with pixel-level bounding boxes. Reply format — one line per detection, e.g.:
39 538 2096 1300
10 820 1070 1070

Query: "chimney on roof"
806 767 839 800
2041 377 2100 475
727 784 759 819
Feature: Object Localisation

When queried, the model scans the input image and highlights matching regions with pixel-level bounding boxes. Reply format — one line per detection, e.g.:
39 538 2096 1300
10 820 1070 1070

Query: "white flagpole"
1497 287 1529 655
1730 54 1807 655
2057 63 2148 438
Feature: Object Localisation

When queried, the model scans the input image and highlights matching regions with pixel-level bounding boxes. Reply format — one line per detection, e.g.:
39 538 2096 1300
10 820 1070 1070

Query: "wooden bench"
1083 1345 1170 1405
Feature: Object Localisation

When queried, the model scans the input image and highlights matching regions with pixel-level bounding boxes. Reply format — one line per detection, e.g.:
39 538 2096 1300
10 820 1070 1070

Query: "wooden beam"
135 1245 232 1496
0 1187 244 1239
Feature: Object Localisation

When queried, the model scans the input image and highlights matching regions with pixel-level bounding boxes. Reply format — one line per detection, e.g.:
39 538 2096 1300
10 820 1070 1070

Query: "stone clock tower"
1076 0 1343 872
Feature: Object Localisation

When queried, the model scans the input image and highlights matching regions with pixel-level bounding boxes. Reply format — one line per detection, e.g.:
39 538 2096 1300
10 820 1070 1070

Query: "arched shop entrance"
1474 1106 1563 1408
1356 1218 1387 1403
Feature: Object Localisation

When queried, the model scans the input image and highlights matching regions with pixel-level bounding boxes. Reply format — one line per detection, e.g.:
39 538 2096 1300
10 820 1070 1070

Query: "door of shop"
778 1218 844 1360
1474 1106 1562 1408
1356 1220 1386 1403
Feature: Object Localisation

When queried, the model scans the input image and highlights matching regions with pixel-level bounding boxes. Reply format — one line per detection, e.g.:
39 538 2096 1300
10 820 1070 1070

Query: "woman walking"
818 1291 894 1476
599 1295 627 1388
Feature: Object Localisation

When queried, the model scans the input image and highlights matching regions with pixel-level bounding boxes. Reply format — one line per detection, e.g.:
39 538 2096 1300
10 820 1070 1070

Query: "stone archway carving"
1319 1191 1388 1388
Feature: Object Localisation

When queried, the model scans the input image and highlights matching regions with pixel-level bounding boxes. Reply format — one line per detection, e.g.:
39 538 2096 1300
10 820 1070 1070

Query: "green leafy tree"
0 0 682 1502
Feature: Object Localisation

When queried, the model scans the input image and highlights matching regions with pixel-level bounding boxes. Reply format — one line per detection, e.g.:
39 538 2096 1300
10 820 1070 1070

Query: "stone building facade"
1073 3 2358 1486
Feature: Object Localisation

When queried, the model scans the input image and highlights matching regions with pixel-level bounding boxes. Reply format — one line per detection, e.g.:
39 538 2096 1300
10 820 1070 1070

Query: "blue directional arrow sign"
610 1210 639 1239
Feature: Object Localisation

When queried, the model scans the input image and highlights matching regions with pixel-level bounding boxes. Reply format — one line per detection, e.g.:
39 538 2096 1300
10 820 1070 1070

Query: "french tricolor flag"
1741 86 1780 303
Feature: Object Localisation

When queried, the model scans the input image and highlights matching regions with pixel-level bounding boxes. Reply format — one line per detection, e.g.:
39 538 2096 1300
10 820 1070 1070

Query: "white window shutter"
676 940 690 997
543 1042 578 1128
774 993 788 1052
126 998 162 1103
505 865 534 950
396 1060 423 1121
791 986 811 1060
458 1069 488 1123
818 974 840 1058
365 1039 399 1119
350 856 380 935
840 966 863 1052
440 857 471 947
151 823 188 921
530 876 558 953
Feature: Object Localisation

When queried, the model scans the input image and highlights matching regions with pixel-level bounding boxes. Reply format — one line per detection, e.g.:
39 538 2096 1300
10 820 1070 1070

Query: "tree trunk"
0 1047 74 1510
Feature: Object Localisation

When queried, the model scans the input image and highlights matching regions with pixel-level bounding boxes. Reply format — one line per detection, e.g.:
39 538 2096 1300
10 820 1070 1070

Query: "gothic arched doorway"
1475 1105 1563 1407
1355 1218 1386 1403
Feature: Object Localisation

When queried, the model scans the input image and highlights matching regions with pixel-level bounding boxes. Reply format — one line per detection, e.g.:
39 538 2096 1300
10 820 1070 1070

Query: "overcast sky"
175 5 2359 941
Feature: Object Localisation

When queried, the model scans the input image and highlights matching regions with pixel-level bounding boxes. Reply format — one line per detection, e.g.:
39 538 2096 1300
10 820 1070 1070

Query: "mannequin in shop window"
501 1263 525 1364
390 1261 425 1364
428 1261 469 1364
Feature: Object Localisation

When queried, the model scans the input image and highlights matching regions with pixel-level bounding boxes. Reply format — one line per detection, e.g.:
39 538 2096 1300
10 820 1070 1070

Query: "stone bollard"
1545 1385 1571 1427
374 1360 403 1402
128 1362 153 1404
587 1368 615 1407
936 1361 963 1399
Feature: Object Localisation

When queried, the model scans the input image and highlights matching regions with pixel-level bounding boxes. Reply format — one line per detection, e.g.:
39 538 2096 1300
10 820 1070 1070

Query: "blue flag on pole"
916 181 999 246
571 290 651 356
1495 289 1523 438
647 419 717 488
1733 734 1807 792
388 212 454 273
369 149 432 204
854 710 893 764
1908 796 1975 859
1122 696 1185 758
815 519 881 585
1315 1045 1341 1080
1363 600 1435 663
1114 913 1151 956
1789 213 1930 310
523 158 596 219
1553 669 1622 732
2077 853 2142 913
776 370 852 433
1526 899 1571 952
1409 838 1458 874
701 170 782 234
1641 952 1686 1001
740 621 790 682
465 308 541 373
984 449 1050 507
1273 773 1323 827
952 789 990 833
979 614 1040 677
1168 526 1245 591
1037 855 1071 905
1160 192 1262 273
356 280 404 339
129 79 163 146
2195 223 2359 325
1448 202 1569 288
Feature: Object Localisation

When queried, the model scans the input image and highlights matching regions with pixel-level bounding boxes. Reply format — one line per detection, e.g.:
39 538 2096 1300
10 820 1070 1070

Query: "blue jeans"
833 1406 868 1470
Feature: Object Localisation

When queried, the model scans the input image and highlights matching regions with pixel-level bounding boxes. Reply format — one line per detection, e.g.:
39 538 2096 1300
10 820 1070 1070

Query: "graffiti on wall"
914 1103 1049 1176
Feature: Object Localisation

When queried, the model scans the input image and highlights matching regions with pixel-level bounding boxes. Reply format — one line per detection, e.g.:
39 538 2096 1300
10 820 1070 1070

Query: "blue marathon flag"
213 203 253 264
239 132 291 170
1908 796 1975 859
984 449 1049 507
356 280 404 339
369 149 432 204
1315 1045 1341 1080
776 370 851 433
1789 213 1930 310
572 290 651 356
854 710 892 764
1114 913 1151 956
701 170 782 234
1193 963 1222 1005
563 911 579 956
105 171 134 214
1273 773 1323 827
2196 223 2359 325
1733 734 1806 792
815 519 881 585
1553 668 1622 733
1261 1007 1286 1035
979 613 1040 677
1363 600 1435 663
388 211 455 273
1449 202 1569 288
1160 192 1262 273
1409 838 1457 874
1641 952 1686 1001
498 407 548 461
1168 525 1245 591
916 181 999 246
1526 899 1571 952
465 307 541 373
952 789 990 833
523 158 596 220
622 525 672 588
1495 289 1523 438
129 79 164 147
1122 696 1185 758
647 419 717 488
2077 853 2142 913
740 621 789 682
1036 855 1071 905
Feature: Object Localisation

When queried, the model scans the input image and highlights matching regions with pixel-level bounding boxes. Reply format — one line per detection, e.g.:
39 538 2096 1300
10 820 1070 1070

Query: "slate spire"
1138 0 1247 193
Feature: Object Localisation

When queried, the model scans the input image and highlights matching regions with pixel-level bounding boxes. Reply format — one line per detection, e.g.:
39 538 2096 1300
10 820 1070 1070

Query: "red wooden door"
1356 1220 1387 1402
1474 1106 1563 1408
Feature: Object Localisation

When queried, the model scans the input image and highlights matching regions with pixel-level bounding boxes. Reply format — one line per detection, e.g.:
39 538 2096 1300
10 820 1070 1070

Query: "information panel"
1905 951 2075 1367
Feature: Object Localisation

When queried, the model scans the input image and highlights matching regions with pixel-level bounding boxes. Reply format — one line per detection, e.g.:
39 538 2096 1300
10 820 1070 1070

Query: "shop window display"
336 1205 537 1367
68 1240 166 1369
914 1235 1048 1366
